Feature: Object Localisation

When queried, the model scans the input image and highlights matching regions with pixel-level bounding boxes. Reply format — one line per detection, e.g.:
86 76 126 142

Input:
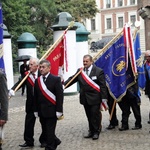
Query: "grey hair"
30 57 40 65
40 59 51 67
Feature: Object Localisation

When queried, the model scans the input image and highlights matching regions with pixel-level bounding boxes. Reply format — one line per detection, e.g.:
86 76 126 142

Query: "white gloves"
34 112 38 118
8 89 15 97
101 99 109 111
56 112 63 120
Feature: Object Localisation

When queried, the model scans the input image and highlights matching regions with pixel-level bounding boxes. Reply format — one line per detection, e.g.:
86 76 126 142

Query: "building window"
91 19 95 30
106 0 111 8
130 0 135 5
106 18 111 29
130 15 136 26
118 17 123 28
118 0 123 7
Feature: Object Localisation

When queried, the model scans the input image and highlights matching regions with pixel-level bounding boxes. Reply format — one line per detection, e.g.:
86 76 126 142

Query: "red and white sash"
80 68 100 92
25 71 35 87
37 76 56 105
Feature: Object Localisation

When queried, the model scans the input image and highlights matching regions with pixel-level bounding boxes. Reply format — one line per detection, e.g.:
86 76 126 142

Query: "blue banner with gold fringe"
95 35 135 101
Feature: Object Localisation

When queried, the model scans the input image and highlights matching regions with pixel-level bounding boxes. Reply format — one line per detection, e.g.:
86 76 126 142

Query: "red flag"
46 32 68 83
46 38 64 76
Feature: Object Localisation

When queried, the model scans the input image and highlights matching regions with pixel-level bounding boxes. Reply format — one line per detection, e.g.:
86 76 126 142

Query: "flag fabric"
123 23 137 75
95 35 135 101
0 5 5 73
46 33 68 82
134 33 146 90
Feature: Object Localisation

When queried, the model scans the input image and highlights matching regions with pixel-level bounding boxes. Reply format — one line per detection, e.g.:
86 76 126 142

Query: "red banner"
46 38 64 76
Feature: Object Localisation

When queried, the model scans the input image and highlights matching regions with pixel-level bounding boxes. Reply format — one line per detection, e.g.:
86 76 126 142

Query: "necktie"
43 76 46 82
85 69 89 76
33 73 35 79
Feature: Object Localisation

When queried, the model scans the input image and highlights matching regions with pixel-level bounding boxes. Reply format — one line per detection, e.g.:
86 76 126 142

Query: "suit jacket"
144 63 150 96
0 71 8 121
20 64 29 78
34 74 63 118
64 64 107 105
12 71 41 113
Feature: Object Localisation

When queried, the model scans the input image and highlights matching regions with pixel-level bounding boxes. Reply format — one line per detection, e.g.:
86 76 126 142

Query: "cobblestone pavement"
1 86 150 150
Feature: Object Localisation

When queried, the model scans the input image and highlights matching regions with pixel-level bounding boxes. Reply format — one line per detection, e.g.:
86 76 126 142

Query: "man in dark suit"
20 60 29 96
9 57 45 148
0 71 8 150
34 59 63 150
64 54 107 140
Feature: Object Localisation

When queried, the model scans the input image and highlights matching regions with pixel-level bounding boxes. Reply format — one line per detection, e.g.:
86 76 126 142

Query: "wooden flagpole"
13 21 75 93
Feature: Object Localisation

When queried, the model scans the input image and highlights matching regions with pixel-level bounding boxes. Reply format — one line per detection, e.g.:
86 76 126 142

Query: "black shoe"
148 121 150 124
84 132 93 138
54 139 61 149
119 126 129 131
106 124 115 130
56 139 61 145
19 142 34 148
40 142 47 148
132 125 142 130
92 134 99 140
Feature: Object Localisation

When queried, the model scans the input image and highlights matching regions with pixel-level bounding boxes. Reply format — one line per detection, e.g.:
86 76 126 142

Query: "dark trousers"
118 94 142 127
40 116 58 150
107 95 118 126
84 103 101 135
118 97 131 127
129 98 142 126
21 82 26 94
24 112 36 145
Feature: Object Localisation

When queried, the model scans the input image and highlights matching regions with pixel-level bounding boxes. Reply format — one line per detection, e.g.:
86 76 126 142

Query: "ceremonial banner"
95 35 135 101
134 33 146 90
46 38 64 76
0 5 5 73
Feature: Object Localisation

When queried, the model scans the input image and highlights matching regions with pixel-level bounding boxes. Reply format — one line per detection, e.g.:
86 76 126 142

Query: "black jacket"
64 65 107 105
34 74 63 118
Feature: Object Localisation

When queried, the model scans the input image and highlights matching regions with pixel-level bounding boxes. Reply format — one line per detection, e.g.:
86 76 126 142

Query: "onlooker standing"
20 60 29 96
144 50 150 124
0 71 8 150
34 60 63 150
64 54 108 140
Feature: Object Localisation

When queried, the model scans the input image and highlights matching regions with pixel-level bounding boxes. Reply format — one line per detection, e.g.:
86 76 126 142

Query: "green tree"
2 0 99 73
26 0 57 56
2 0 34 72
55 0 99 22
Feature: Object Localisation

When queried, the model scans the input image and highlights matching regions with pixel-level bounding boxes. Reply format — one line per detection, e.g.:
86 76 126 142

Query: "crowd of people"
0 51 150 149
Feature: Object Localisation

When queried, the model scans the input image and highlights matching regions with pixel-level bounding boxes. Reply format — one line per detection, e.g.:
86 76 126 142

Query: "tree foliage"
26 0 57 53
2 0 34 55
1 0 98 72
55 0 99 22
